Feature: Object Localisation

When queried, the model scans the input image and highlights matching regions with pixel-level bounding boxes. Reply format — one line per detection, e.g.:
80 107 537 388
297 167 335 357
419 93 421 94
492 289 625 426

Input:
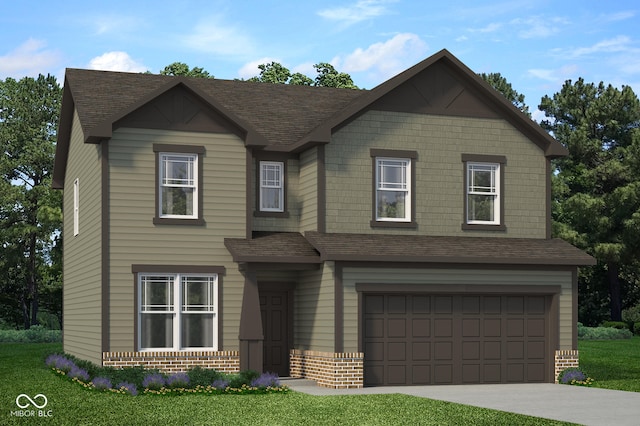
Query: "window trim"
153 144 205 226
254 154 290 218
259 161 285 213
132 265 225 352
73 178 79 236
461 154 506 231
370 149 417 228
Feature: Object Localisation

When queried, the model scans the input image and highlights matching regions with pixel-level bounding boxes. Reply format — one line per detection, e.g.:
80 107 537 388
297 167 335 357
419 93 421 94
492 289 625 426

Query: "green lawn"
0 343 574 425
579 336 640 392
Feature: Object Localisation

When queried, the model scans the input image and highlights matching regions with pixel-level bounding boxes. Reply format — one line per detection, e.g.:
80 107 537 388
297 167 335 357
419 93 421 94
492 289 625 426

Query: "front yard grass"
0 343 572 425
579 336 640 392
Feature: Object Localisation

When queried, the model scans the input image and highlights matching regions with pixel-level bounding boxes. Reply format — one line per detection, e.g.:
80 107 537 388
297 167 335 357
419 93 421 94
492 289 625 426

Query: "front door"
260 290 290 377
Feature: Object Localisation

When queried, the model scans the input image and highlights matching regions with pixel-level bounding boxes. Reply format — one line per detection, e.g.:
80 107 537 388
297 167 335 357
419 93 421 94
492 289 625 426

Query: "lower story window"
139 273 217 350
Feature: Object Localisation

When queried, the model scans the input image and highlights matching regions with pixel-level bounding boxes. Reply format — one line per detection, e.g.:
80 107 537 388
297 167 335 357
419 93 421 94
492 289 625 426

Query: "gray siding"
294 262 335 351
325 111 547 238
341 267 574 353
63 109 103 365
108 128 246 351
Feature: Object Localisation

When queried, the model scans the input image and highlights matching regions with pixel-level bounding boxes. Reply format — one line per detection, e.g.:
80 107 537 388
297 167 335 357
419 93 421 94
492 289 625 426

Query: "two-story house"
53 49 594 389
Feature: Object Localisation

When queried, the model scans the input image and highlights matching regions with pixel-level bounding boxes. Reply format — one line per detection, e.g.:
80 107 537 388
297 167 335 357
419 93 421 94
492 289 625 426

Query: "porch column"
239 268 263 372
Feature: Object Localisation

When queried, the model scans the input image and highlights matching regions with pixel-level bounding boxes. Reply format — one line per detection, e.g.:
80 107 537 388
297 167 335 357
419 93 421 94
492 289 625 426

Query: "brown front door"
260 291 290 377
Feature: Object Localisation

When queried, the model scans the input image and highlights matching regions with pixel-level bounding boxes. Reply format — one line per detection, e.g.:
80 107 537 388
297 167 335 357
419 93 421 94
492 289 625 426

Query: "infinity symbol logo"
15 394 48 409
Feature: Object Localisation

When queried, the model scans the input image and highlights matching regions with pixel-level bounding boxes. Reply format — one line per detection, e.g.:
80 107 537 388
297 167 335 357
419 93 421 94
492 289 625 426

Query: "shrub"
558 367 594 386
68 366 90 381
601 321 629 330
634 322 640 336
211 379 230 389
228 369 260 388
188 366 224 387
622 305 640 324
0 325 62 343
91 377 113 390
45 354 76 373
251 372 280 388
115 382 138 396
577 322 633 340
167 372 190 388
142 373 166 391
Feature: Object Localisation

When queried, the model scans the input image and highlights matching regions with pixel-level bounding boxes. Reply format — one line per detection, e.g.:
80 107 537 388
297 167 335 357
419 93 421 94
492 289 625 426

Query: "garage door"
363 294 550 386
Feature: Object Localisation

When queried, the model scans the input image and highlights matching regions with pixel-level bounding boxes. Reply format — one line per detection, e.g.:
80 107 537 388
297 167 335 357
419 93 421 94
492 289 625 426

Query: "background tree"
539 78 640 323
248 61 357 88
157 62 213 78
480 72 530 116
0 74 62 329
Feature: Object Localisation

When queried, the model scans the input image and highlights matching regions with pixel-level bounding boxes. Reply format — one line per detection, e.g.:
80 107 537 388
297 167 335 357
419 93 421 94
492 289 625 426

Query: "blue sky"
2 0 639 120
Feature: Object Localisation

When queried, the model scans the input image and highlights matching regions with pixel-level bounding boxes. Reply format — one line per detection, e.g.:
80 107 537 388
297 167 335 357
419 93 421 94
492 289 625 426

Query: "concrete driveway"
283 379 640 426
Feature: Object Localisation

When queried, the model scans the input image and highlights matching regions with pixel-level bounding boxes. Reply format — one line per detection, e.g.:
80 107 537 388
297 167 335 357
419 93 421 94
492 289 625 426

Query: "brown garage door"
363 294 550 386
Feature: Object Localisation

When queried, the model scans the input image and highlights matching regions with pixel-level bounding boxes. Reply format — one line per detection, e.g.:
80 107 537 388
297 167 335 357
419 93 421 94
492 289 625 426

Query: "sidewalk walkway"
282 379 640 426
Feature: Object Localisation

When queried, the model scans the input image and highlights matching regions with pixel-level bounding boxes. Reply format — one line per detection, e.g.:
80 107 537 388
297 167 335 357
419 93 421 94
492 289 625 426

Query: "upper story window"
462 154 506 230
370 149 417 228
160 153 197 218
153 144 205 226
259 161 284 212
73 178 79 236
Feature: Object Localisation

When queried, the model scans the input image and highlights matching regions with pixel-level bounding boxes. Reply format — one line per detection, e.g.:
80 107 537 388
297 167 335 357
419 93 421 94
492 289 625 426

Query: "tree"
248 62 357 88
480 72 529 116
0 74 62 329
158 62 213 78
540 78 640 322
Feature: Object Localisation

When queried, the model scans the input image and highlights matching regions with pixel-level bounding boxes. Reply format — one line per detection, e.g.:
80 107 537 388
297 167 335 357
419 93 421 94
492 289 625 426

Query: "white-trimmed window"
259 161 284 212
466 162 500 224
375 157 411 222
139 273 217 350
159 153 198 219
73 178 79 236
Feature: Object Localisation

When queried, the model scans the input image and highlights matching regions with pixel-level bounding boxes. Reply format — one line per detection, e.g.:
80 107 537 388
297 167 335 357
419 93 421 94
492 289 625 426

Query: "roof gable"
295 49 567 159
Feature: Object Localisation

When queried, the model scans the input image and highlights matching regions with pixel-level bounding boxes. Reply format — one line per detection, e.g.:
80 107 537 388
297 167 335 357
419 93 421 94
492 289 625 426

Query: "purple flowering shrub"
211 379 230 389
167 372 190 388
92 377 113 390
251 372 281 388
116 382 138 396
142 373 166 391
68 366 90 381
45 354 76 373
558 367 594 386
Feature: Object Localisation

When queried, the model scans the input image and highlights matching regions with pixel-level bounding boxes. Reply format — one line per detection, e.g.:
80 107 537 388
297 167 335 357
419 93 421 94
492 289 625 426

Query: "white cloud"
237 57 281 80
88 51 147 73
527 64 579 82
317 0 396 27
180 16 255 57
469 23 502 34
511 16 569 39
567 36 632 59
0 39 61 78
334 33 428 84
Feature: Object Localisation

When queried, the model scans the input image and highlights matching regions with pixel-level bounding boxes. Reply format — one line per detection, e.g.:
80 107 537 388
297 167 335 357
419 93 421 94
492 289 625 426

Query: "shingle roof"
223 231 595 266
305 232 596 266
63 68 363 149
224 232 321 263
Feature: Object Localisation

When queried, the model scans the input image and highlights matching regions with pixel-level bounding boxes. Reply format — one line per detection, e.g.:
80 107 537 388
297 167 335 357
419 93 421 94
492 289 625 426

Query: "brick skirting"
102 351 240 373
290 349 364 389
554 349 579 383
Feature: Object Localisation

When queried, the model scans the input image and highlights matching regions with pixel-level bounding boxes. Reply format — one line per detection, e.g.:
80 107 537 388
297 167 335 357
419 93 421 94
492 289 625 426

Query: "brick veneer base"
290 349 364 389
554 349 579 383
102 351 240 373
